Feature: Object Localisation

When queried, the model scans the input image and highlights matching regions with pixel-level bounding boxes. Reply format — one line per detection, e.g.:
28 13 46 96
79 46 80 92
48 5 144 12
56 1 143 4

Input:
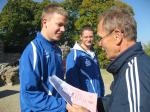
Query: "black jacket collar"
107 42 144 74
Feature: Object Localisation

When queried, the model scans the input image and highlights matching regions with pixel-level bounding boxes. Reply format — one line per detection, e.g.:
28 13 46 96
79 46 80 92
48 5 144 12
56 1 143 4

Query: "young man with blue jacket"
19 4 68 111
67 7 150 112
66 25 104 98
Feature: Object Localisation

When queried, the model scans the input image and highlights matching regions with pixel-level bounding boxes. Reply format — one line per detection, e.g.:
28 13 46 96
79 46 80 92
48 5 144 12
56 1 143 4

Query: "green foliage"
0 0 134 67
94 42 110 68
114 1 134 15
0 0 54 52
61 0 83 46
0 0 38 51
72 0 133 68
143 42 150 56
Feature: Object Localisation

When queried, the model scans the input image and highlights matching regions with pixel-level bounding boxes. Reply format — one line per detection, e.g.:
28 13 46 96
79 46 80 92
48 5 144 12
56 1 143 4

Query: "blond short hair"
41 4 68 20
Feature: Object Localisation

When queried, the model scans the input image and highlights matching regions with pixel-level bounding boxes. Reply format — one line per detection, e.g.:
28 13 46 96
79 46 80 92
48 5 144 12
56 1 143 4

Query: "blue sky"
123 0 150 44
0 0 150 44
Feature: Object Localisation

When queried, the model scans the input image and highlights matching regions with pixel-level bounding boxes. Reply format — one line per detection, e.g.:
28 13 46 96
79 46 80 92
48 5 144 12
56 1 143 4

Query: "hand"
66 103 90 112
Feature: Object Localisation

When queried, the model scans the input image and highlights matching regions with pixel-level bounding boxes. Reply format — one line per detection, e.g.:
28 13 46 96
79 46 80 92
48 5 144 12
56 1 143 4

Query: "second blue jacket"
66 43 104 97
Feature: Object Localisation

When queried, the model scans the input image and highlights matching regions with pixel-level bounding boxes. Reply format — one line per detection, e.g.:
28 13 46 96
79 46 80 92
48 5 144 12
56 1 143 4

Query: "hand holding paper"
67 103 90 112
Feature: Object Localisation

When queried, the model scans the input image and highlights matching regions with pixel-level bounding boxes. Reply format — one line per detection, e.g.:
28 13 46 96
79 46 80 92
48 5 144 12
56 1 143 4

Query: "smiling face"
42 12 67 41
97 20 119 60
97 7 137 60
80 30 94 50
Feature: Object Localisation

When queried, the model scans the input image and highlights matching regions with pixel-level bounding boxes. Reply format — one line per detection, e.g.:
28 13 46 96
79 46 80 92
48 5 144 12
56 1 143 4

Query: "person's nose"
60 26 65 32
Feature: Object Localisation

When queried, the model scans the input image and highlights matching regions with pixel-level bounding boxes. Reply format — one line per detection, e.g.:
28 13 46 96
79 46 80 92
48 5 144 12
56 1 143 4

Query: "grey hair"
98 6 137 41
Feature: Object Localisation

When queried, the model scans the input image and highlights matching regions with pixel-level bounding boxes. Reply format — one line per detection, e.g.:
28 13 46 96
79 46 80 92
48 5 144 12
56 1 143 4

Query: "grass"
101 69 113 95
0 69 113 112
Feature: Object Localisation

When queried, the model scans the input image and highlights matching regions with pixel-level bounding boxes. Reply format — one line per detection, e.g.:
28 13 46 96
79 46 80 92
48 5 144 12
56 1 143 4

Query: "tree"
143 42 150 56
0 0 70 51
73 0 133 68
61 0 83 47
0 0 134 68
0 0 38 52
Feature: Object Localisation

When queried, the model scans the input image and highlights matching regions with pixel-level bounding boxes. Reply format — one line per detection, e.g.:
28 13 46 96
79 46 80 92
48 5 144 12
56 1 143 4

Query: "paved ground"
0 84 20 112
0 69 113 112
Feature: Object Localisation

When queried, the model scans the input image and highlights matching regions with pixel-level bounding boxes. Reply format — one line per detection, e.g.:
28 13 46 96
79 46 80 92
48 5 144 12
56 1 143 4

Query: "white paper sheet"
49 75 97 112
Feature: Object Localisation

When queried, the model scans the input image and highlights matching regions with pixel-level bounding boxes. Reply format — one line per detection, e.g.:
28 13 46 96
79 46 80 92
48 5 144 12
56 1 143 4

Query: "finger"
66 103 75 112
74 104 90 112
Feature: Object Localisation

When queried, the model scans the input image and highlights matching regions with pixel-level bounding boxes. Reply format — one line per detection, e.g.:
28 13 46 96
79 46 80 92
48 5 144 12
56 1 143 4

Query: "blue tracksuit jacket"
66 42 104 97
19 32 66 112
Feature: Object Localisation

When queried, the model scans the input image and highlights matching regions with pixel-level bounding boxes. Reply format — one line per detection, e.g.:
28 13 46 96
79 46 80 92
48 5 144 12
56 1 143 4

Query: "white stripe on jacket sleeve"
80 69 96 93
126 68 133 112
134 57 140 112
125 56 140 112
31 42 52 96
128 59 137 112
31 41 37 70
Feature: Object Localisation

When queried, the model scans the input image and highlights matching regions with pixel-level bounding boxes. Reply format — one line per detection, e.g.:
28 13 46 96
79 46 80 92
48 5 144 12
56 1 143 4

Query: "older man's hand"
66 103 90 112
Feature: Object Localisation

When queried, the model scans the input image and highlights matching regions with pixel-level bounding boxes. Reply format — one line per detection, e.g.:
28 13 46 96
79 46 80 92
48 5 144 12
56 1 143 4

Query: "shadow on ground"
0 90 19 98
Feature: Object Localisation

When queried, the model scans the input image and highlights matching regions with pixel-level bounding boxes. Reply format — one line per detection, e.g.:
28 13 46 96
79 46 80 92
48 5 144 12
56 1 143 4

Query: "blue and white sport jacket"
19 32 66 112
66 42 104 97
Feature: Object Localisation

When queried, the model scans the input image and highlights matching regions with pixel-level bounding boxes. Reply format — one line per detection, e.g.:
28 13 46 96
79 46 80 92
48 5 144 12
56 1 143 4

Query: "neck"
41 29 53 42
80 43 91 51
119 39 136 55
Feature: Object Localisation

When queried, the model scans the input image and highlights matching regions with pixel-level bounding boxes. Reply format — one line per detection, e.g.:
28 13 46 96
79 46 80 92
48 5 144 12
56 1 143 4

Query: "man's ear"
114 28 123 45
42 18 47 28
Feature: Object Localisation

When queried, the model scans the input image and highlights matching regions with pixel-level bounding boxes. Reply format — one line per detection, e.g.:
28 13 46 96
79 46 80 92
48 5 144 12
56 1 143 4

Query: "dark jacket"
99 42 150 112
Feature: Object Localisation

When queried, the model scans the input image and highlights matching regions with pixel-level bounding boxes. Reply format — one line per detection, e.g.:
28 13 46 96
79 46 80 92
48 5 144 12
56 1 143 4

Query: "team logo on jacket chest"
85 59 91 66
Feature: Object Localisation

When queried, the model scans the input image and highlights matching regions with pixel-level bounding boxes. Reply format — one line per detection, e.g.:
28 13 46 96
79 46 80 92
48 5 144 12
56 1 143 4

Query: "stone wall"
0 39 70 86
0 39 20 86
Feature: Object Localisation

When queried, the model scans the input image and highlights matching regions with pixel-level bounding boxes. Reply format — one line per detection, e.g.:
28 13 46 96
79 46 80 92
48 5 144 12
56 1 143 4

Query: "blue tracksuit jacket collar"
107 42 144 74
72 42 95 58
36 32 57 46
